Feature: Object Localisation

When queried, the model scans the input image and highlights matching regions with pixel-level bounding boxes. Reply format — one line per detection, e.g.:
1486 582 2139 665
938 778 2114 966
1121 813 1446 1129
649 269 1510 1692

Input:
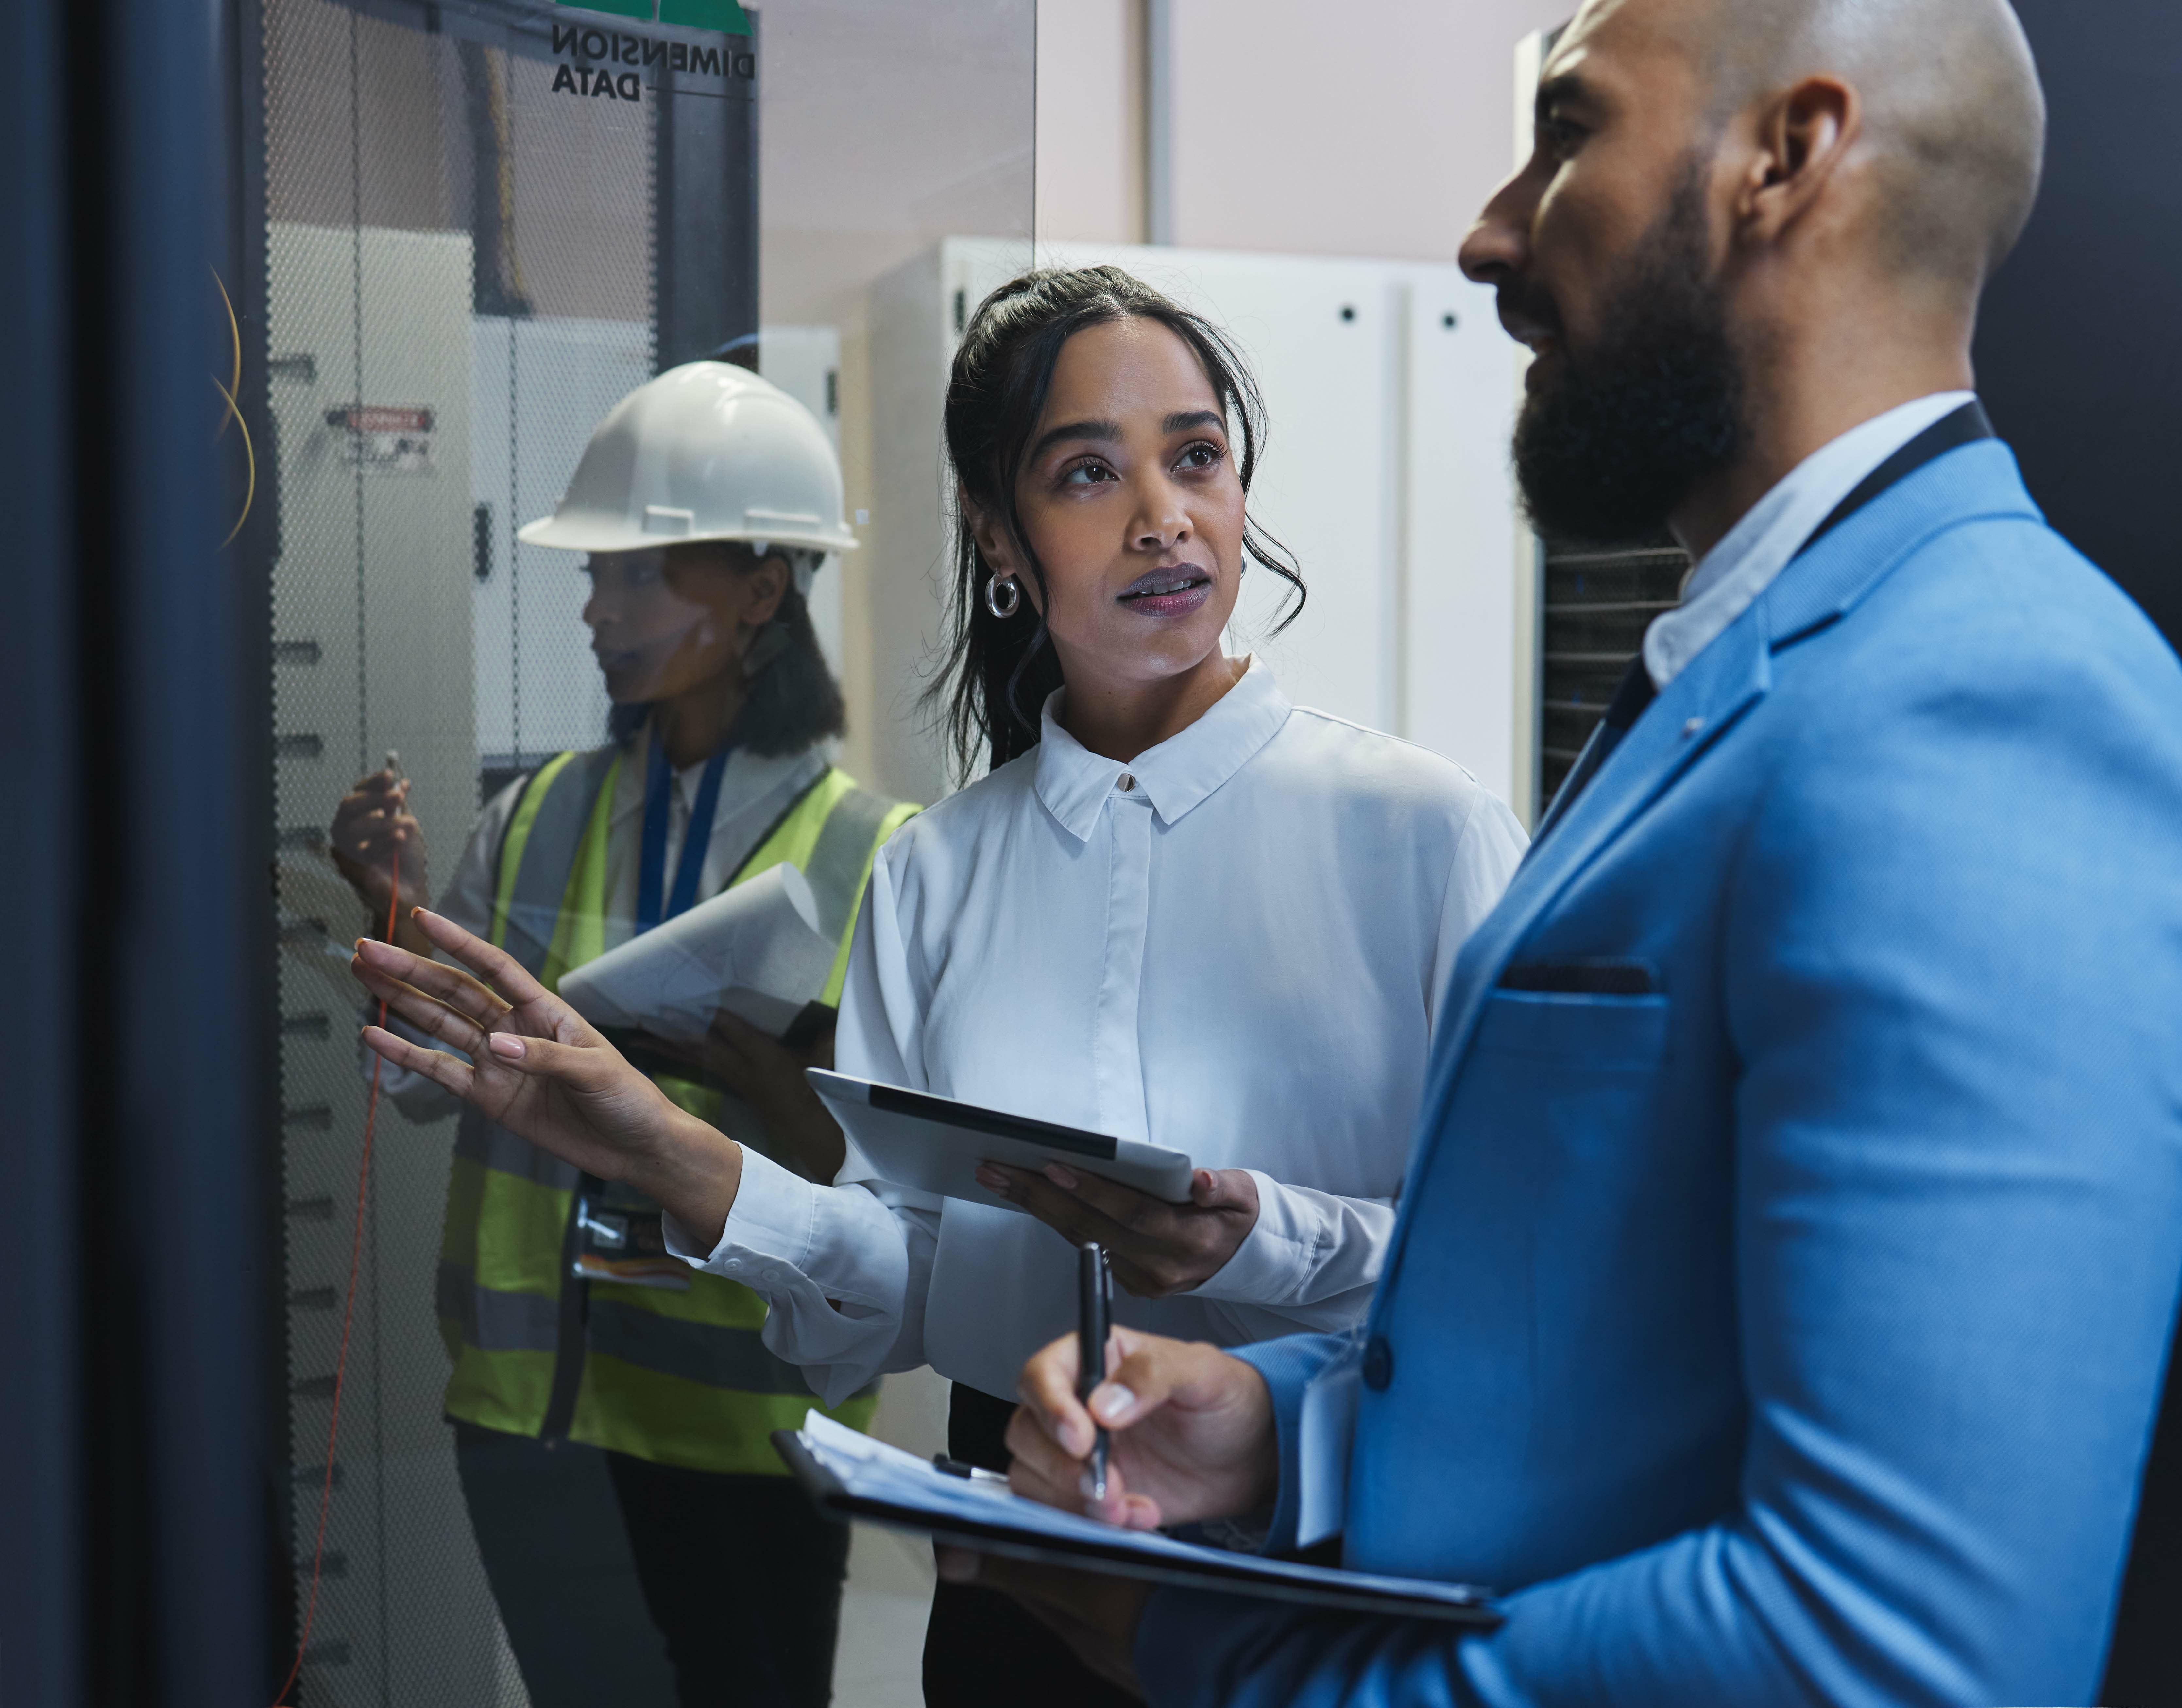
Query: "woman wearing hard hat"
329 363 915 1708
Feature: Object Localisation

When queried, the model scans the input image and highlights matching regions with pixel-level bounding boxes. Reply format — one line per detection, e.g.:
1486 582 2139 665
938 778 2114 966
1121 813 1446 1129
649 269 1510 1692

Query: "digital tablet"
805 1069 1194 1210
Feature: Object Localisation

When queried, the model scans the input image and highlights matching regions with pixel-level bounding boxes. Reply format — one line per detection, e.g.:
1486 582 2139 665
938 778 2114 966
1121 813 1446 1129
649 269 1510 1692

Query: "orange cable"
271 850 396 1707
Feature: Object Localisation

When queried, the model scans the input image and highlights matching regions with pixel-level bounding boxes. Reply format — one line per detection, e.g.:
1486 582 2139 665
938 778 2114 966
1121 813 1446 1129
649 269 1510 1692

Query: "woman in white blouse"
351 266 1524 1705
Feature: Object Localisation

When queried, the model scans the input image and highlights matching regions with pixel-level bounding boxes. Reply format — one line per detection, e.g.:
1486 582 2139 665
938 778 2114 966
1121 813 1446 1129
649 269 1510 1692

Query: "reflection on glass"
242 0 1032 1700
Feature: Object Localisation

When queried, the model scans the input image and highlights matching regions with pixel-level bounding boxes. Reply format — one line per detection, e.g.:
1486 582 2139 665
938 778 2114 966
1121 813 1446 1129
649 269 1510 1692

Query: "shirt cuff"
662 1143 818 1275
1188 1170 1313 1304
659 1149 913 1407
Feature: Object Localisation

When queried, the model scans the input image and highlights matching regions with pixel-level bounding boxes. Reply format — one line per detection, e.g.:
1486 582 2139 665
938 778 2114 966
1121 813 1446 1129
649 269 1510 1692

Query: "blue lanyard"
636 738 730 934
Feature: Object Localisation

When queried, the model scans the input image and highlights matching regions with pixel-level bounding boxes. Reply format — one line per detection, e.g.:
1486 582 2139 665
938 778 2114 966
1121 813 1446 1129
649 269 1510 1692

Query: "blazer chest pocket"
1477 961 1668 1070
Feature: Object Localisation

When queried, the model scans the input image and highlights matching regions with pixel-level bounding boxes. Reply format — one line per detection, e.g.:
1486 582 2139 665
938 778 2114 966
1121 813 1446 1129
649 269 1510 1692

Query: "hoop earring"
984 573 1022 620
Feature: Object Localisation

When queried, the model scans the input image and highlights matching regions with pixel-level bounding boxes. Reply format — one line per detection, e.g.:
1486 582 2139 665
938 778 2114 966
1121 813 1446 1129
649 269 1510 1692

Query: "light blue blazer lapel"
1373 603 1773 1300
1373 438 2044 1304
1761 438 2040 647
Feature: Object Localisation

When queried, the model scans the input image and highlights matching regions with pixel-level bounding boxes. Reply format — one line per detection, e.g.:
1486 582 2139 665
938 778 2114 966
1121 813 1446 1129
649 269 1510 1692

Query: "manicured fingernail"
1043 1162 1079 1190
974 1165 1009 1190
1090 1384 1135 1423
487 1033 525 1060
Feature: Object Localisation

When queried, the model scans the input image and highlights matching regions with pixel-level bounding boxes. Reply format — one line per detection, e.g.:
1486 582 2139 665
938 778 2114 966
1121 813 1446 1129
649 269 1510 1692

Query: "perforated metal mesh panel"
239 2 1034 1697
253 2 742 1698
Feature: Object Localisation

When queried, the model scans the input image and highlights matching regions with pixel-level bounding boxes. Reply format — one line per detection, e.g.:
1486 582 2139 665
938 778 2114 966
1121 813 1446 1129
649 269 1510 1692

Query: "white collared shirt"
1643 391 1977 689
677 659 1528 1403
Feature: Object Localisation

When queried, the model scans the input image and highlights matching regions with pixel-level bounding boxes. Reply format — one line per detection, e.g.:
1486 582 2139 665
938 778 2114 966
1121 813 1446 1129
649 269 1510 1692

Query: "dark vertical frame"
0 0 81 1692
39 0 274 1697
653 11 759 371
1971 10 2182 1701
1975 5 2182 658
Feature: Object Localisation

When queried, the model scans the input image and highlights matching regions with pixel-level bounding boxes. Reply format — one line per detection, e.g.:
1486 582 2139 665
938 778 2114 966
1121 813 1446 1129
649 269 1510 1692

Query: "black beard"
1512 171 1746 547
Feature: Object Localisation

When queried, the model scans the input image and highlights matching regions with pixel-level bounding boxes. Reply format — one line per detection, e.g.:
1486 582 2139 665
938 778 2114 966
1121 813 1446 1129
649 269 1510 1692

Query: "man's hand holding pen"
934 1325 1283 1689
1006 1326 1277 1531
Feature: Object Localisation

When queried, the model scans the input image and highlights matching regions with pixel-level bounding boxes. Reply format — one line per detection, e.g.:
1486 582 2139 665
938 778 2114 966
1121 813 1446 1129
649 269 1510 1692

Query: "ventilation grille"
1538 542 1690 809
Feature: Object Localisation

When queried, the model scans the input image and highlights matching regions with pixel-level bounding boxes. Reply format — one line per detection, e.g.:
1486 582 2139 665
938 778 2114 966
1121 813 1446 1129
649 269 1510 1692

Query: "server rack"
1535 539 1689 811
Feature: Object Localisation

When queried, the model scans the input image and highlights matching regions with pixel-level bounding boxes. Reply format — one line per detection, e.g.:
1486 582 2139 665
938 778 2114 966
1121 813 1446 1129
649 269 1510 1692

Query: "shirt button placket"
1090 779 1153 1144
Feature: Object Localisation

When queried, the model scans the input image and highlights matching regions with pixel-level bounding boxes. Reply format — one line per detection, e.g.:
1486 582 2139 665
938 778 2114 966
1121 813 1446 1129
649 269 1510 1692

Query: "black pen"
1078 1241 1112 1501
931 1454 1009 1487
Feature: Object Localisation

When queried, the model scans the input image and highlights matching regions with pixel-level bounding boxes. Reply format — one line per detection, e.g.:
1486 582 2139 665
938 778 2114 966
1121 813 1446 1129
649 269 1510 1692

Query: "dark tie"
1531 658 1656 847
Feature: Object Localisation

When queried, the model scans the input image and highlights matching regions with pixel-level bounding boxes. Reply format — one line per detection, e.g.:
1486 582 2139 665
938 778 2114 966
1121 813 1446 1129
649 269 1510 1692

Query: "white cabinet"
867 236 1523 809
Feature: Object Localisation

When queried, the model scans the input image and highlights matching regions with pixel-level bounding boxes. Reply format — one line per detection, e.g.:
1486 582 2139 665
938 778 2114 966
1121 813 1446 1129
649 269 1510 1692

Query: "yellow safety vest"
435 745 918 1473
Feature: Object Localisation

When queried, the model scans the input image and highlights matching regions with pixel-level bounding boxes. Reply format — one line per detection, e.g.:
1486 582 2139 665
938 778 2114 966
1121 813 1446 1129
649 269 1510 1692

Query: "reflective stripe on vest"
490 746 612 982
439 747 915 1473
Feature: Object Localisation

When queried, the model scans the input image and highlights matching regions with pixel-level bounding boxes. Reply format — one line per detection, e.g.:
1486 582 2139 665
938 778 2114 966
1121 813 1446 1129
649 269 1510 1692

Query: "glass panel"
236 2 1032 1699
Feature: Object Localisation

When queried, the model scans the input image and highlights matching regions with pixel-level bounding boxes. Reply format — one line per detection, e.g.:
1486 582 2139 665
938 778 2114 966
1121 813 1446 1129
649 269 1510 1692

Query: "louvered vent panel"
1538 542 1690 809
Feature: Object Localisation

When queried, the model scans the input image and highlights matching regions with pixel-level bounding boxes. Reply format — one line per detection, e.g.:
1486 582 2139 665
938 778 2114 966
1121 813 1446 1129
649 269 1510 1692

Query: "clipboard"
772 1415 1500 1628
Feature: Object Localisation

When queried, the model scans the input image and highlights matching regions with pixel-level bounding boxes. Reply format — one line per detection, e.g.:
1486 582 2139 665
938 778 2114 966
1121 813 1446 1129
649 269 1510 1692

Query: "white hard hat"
518 362 859 559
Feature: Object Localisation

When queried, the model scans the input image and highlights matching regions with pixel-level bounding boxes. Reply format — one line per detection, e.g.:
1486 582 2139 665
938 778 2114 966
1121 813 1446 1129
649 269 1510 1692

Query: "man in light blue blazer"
962 0 2182 1702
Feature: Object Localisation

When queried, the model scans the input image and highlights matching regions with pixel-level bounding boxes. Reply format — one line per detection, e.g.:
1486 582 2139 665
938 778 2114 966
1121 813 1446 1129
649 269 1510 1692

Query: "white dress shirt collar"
1643 391 1978 689
1032 655 1293 842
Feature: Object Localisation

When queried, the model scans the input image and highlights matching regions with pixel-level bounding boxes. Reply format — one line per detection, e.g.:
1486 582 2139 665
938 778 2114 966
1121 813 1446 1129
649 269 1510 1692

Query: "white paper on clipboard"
776 1411 1498 1627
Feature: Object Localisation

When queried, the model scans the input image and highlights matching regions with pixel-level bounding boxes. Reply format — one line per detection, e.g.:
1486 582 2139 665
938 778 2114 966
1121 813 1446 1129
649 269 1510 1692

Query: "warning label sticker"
326 406 435 475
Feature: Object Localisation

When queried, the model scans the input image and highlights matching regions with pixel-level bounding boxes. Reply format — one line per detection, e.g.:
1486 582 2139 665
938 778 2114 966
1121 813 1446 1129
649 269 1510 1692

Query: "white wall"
1033 0 1570 257
756 0 1038 791
1033 0 1142 244
1165 0 1570 258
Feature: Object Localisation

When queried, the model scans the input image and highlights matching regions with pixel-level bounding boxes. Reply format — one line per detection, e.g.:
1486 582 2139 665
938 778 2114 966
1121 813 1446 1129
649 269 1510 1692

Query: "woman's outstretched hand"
351 908 744 1244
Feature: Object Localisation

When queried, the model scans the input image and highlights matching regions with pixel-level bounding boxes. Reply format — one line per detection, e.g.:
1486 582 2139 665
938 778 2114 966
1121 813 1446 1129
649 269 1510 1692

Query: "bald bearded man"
957 1 2182 1703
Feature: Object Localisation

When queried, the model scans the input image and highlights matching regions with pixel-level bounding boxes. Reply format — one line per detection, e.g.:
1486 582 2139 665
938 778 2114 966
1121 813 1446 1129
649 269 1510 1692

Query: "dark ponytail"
732 578 847 756
922 266 1303 782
